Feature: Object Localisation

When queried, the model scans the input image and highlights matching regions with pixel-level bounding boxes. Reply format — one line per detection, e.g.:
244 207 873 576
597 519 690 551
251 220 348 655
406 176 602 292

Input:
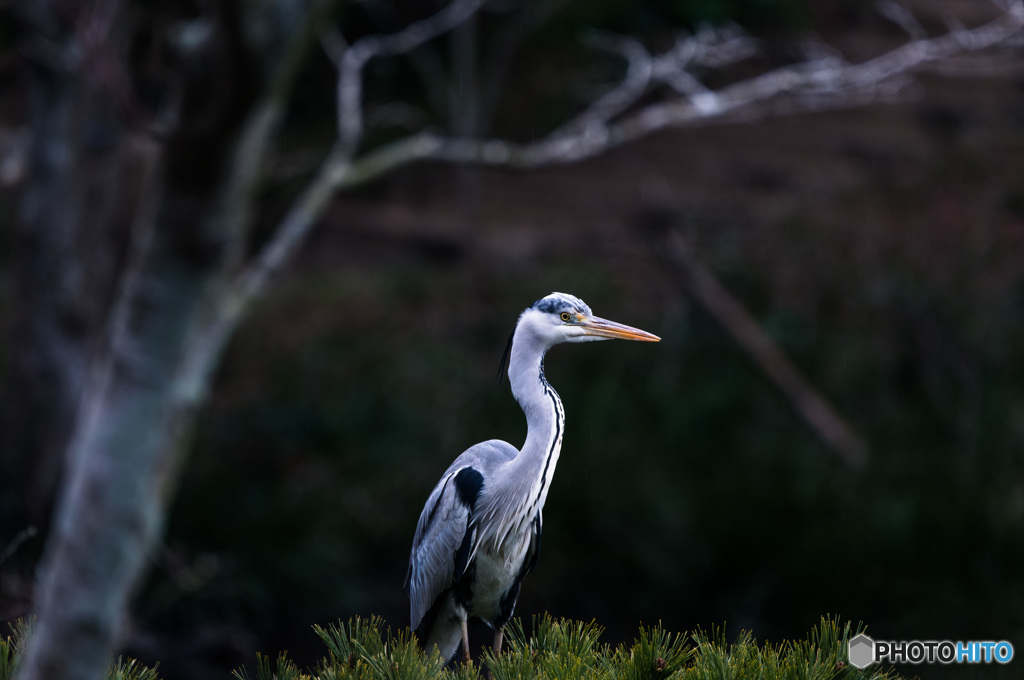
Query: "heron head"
519 292 661 346
498 292 660 383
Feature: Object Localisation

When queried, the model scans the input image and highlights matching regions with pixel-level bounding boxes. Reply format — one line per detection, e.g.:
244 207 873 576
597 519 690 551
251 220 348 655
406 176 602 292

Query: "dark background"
2 0 1023 678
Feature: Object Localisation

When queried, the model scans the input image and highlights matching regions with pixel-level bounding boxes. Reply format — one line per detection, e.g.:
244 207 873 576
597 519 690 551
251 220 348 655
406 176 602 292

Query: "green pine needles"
0 621 22 680
0 619 161 680
235 615 908 680
0 615 909 680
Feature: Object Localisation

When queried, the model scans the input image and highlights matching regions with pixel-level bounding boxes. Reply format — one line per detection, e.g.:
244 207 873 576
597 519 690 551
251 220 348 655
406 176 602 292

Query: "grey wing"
405 441 517 630
406 466 476 630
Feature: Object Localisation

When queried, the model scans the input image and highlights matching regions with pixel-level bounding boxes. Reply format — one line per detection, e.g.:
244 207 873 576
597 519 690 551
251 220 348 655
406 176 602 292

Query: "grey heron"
405 292 660 664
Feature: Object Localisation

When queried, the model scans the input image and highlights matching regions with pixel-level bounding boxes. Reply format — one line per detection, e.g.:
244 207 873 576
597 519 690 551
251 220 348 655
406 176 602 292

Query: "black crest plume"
497 328 515 384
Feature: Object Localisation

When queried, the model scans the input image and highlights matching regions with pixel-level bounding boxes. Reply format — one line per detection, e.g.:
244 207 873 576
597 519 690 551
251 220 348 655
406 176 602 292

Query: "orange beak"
579 315 660 342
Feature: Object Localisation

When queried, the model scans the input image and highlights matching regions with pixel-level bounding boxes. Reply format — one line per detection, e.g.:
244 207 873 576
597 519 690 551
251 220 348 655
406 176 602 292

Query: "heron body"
405 292 659 663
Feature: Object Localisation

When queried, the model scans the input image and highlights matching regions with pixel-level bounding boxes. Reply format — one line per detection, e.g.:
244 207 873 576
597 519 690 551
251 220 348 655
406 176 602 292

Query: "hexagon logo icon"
848 634 875 669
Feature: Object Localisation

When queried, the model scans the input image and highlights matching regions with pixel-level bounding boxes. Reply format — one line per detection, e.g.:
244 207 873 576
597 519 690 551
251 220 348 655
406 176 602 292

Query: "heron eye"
560 312 571 322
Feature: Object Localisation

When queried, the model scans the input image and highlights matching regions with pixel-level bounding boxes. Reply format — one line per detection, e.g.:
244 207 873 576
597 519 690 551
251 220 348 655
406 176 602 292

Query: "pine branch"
228 614 910 680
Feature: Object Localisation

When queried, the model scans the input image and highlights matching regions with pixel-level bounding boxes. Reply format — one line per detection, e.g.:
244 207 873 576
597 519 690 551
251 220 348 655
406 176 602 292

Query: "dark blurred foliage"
2 0 1024 678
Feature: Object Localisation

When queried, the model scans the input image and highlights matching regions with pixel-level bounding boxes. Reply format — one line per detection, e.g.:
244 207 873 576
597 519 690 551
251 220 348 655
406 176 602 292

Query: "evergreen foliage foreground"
0 620 159 680
236 615 907 680
0 616 908 680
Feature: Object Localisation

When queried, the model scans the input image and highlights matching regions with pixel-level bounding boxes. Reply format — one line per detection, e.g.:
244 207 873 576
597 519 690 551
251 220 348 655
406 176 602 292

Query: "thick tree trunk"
17 163 238 676
4 0 135 536
11 0 325 675
12 0 239 676
13 77 247 679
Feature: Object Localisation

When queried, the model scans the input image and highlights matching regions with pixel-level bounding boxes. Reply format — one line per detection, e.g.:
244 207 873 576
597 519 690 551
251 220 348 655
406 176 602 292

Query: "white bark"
14 1 336 678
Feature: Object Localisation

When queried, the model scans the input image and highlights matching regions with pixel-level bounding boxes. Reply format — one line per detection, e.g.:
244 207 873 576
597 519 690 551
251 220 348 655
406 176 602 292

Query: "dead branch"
477 0 569 132
334 0 490 150
217 0 341 272
878 1 929 42
226 2 1024 323
331 3 1024 172
658 231 869 467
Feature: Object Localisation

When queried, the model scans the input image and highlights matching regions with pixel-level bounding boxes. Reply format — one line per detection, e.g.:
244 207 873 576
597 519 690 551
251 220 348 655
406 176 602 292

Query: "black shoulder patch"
453 467 484 508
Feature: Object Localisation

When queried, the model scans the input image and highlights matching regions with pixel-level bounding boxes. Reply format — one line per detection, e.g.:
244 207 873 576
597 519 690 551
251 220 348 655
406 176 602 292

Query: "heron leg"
461 618 472 665
493 627 504 656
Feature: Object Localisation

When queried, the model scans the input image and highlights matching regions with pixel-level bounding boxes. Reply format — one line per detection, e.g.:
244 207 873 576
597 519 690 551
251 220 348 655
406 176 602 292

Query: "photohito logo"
848 634 1014 668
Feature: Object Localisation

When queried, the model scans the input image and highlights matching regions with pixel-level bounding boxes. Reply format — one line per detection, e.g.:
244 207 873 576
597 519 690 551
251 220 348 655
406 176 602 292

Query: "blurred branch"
555 33 655 136
658 230 868 467
877 1 928 42
553 26 759 138
221 143 351 334
332 0 490 151
218 0 341 272
316 2 1024 176
232 0 487 315
230 0 1024 326
348 2 451 123
0 527 38 567
478 0 569 132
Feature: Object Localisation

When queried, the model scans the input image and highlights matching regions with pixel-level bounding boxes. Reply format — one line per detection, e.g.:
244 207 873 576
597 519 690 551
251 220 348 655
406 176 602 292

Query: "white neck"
507 324 565 514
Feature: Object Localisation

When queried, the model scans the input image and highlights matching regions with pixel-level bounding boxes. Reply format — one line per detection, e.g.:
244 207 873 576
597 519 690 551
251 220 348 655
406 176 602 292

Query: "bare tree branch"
229 3 1024 311
436 6 1022 164
227 143 350 318
553 33 654 136
217 1 1024 338
478 0 569 132
218 0 341 272
350 2 452 125
555 26 760 136
234 0 498 312
335 0 490 150
658 230 868 467
316 2 1024 191
878 1 929 41
0 527 38 567
320 25 348 66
